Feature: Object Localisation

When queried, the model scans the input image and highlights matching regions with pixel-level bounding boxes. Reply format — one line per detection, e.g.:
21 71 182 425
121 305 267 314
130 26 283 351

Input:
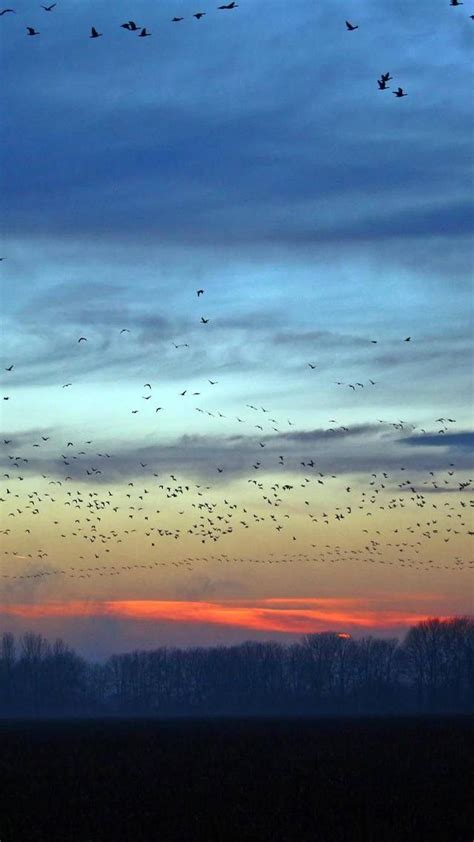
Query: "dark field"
1 717 473 842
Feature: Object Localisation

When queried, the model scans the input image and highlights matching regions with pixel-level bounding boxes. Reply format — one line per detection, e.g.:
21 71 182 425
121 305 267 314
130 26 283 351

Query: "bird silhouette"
345 20 358 30
26 26 39 35
90 26 102 38
394 87 407 97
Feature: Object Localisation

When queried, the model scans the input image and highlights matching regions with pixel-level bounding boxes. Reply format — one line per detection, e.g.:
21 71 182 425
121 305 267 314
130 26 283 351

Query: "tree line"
0 617 472 717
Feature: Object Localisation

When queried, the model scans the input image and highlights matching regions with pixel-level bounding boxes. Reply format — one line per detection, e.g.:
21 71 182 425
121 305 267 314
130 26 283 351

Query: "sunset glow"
1 596 455 636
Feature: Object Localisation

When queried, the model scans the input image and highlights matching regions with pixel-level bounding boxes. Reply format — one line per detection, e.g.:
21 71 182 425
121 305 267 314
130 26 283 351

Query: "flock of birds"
2 1 241 39
0 0 471 59
0 0 471 112
1 453 472 588
1 1 473 602
1 281 472 593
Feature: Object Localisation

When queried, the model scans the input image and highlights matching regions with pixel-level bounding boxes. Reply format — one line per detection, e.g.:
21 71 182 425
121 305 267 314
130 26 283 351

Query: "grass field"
1 716 473 841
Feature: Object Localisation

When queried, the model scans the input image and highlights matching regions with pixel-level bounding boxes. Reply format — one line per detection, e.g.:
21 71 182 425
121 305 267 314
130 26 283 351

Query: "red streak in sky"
1 597 452 634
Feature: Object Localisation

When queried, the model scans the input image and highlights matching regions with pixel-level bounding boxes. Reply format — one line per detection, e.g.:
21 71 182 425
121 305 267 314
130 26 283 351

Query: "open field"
0 716 473 841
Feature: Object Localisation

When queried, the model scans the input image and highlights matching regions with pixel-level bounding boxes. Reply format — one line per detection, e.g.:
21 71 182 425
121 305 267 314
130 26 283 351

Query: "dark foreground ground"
0 716 473 842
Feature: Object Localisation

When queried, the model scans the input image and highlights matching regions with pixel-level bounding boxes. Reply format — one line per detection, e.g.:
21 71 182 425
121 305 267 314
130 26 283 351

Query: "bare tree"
404 617 474 710
0 632 16 710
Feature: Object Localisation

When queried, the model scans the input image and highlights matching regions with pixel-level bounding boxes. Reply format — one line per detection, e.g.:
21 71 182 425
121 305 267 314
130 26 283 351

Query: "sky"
0 0 473 660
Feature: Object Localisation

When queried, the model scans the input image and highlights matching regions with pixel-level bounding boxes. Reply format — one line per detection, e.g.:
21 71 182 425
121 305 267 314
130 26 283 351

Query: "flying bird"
26 26 39 35
78 337 87 343
378 79 389 90
394 87 407 97
197 289 204 296
121 21 140 30
41 4 56 10
90 26 102 38
218 2 238 8
193 12 206 19
201 317 209 324
345 20 358 30
172 16 184 22
0 9 15 15
138 27 151 37
5 365 13 371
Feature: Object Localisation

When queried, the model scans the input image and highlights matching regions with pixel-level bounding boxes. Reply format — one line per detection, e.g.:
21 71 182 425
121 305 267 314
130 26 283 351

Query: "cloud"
173 574 250 602
2 424 472 485
401 431 474 450
1 594 455 641
1 560 60 602
272 330 375 350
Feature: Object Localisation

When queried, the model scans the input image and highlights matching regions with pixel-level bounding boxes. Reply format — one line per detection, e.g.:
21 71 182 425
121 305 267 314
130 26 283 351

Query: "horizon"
2 603 470 661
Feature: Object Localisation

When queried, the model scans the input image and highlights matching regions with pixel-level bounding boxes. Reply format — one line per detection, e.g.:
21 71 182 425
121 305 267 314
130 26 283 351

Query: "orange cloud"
1 595 453 635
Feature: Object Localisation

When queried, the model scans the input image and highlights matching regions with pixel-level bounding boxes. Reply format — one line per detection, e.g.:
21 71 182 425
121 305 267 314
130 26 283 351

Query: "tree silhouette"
0 618 472 717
